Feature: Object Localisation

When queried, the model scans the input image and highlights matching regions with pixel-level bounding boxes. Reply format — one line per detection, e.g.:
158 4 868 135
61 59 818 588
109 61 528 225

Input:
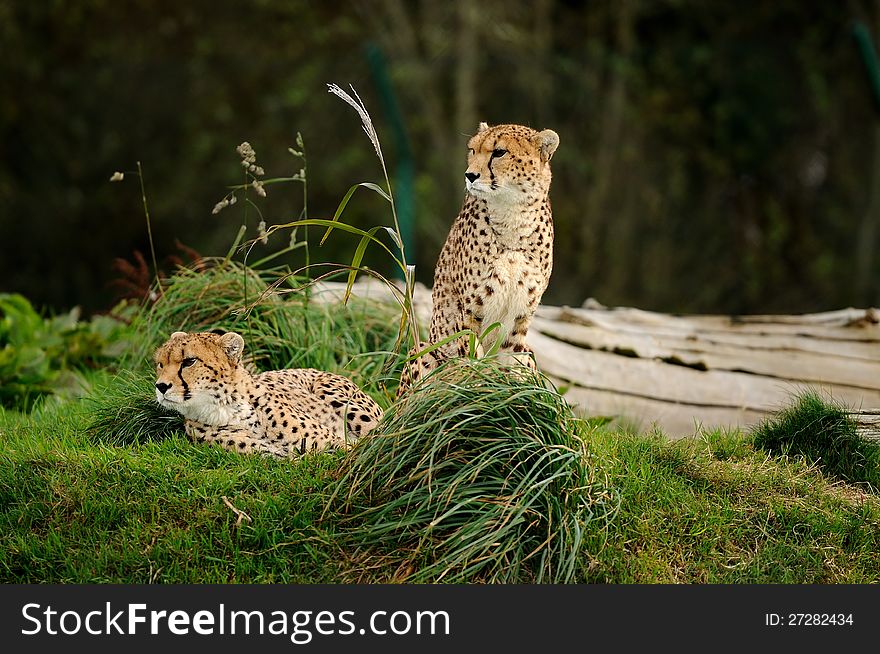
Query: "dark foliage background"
2 0 879 315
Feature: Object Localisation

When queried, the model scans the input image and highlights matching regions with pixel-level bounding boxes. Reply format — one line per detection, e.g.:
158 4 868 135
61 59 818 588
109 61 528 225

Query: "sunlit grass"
577 426 880 582
0 400 345 583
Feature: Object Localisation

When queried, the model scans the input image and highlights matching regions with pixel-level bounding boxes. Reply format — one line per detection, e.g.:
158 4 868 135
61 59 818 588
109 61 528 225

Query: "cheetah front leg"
498 314 538 370
184 420 292 458
397 294 469 396
397 341 449 397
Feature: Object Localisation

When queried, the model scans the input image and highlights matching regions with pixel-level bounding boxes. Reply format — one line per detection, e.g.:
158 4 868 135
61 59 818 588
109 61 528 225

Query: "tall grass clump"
752 390 880 489
125 259 402 392
85 369 183 445
136 259 271 345
331 358 618 583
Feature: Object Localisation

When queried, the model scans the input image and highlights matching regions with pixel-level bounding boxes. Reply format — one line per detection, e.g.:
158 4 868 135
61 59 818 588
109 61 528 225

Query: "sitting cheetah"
401 122 559 392
154 331 382 458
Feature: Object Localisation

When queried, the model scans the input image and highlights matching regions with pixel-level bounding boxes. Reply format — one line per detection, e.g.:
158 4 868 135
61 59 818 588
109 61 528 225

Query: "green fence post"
366 43 415 276
854 21 880 114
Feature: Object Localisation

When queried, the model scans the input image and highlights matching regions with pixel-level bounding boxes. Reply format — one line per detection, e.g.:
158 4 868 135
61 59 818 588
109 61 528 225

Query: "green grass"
2 264 879 583
0 399 346 583
84 369 184 445
579 428 879 582
2 390 878 583
752 390 880 489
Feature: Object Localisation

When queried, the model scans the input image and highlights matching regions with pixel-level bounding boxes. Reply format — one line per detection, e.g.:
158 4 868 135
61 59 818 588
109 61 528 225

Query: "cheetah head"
153 331 246 422
464 122 559 202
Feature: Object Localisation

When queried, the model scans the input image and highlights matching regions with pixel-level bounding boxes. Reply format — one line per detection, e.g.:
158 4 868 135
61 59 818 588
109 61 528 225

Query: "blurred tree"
854 4 880 303
1 0 878 315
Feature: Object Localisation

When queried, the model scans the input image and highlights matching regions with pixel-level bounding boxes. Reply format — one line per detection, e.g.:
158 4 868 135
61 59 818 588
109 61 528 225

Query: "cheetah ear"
219 332 245 364
171 331 187 339
533 129 559 162
477 121 489 134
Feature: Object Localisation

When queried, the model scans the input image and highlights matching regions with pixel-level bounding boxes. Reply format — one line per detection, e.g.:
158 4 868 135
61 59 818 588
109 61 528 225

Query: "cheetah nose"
465 172 480 183
155 382 171 394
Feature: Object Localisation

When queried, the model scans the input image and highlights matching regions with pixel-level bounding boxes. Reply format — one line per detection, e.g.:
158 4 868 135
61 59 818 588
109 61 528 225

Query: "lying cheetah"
401 122 559 392
154 331 382 458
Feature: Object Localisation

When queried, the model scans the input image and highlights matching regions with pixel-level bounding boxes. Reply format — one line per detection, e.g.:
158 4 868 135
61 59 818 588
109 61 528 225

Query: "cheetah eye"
492 148 507 158
156 362 163 369
468 148 474 155
181 357 197 368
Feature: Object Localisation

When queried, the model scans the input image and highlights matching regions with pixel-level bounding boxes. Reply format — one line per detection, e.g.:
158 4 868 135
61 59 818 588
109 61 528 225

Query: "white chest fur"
480 251 542 348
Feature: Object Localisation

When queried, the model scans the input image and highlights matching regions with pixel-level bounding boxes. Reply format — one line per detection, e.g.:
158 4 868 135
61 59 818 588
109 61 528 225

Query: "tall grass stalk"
293 132 310 280
326 85 405 259
135 161 162 298
266 84 421 356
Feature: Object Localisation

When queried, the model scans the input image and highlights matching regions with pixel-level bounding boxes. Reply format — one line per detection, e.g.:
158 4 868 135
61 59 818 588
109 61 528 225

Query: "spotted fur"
400 123 559 393
154 331 382 458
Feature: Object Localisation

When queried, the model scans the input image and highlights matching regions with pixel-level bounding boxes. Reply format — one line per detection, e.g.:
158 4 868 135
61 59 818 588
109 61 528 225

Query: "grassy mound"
4 388 880 583
752 391 880 489
332 358 618 583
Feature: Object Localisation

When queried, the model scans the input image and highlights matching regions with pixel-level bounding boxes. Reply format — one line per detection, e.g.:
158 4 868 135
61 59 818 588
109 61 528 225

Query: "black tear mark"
487 146 498 186
177 364 191 400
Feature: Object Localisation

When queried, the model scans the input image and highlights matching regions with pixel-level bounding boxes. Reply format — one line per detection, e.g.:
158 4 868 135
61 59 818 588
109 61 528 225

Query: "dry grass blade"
327 84 383 161
221 495 253 526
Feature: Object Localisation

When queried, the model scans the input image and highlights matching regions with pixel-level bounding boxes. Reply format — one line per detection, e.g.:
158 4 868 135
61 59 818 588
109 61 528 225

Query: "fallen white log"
311 278 880 438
